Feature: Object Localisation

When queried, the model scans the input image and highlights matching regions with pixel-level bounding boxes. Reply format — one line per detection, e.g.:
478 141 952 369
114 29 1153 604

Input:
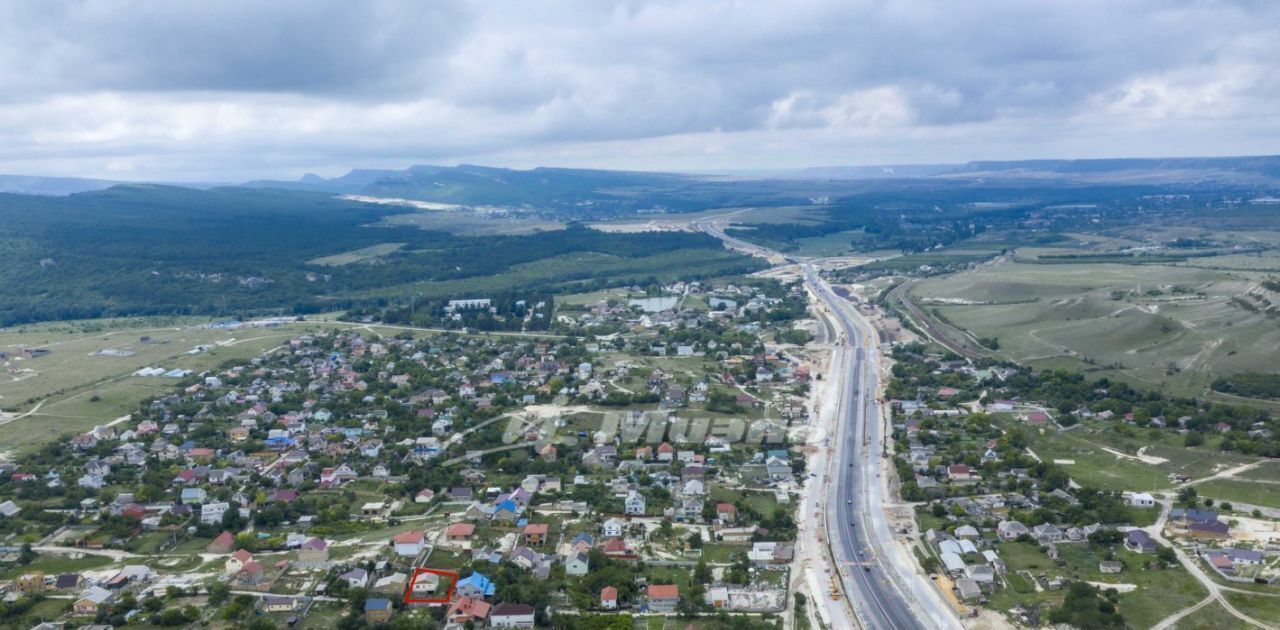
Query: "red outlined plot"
404 568 458 605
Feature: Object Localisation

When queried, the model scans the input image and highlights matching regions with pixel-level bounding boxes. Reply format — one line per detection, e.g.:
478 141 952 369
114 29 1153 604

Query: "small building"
624 491 646 516
446 522 476 544
600 586 618 610
225 549 254 574
647 584 679 613
456 572 496 599
489 602 536 628
522 523 549 546
364 598 393 624
955 577 982 603
16 572 45 594
1099 560 1123 574
447 597 492 625
1126 530 1157 554
73 586 113 615
565 552 590 576
262 596 296 613
207 531 236 554
1129 492 1156 508
297 537 329 564
602 517 625 538
393 530 425 557
1187 520 1230 540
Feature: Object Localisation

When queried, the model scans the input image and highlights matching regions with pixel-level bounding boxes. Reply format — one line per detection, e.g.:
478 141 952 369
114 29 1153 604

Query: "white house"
602 517 625 538
489 603 536 628
201 502 230 524
1128 492 1156 508
624 491 646 516
565 552 590 576
392 531 425 557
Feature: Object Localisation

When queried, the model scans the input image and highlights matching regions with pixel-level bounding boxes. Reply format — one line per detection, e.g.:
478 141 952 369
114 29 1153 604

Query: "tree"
208 582 230 605
693 560 712 585
1176 486 1198 507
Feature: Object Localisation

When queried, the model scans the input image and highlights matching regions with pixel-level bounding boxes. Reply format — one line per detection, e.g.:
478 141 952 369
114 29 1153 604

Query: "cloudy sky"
2 0 1277 181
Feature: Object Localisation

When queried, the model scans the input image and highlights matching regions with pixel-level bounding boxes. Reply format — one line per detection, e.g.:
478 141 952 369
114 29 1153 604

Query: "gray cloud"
0 0 1276 180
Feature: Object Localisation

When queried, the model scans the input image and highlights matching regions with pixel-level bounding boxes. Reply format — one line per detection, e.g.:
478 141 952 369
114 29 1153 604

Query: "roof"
648 584 679 599
446 523 476 536
601 586 618 600
492 603 535 617
457 572 495 596
364 598 391 612
392 530 424 545
523 523 549 535
1189 520 1229 534
230 549 253 562
448 596 492 619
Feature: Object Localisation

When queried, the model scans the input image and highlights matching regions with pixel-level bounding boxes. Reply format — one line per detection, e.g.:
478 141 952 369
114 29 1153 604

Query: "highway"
807 265 959 630
698 218 956 629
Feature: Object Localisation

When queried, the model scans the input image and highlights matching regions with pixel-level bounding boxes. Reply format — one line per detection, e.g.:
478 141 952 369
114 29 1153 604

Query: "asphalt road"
699 222 955 629
805 266 925 630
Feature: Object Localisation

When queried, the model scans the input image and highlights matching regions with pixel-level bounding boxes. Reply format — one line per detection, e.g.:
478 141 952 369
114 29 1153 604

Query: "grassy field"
349 247 764 303
308 242 406 265
988 540 1206 628
1173 602 1246 629
1223 592 1280 627
0 316 464 455
790 229 866 256
1024 424 1258 493
910 254 1277 398
376 209 564 235
0 553 112 579
1194 478 1280 510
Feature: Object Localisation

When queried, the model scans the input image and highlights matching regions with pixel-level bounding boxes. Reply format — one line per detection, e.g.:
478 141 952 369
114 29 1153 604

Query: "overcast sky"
2 0 1277 181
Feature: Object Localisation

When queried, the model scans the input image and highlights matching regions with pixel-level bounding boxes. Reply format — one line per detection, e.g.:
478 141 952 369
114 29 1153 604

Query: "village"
0 279 820 628
882 342 1280 626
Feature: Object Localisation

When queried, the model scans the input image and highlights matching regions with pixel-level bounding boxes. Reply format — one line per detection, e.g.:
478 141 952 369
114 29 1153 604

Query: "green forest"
0 185 762 325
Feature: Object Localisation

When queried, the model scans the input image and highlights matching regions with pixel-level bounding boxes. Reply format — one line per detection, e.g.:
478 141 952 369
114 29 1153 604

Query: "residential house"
207 531 235 554
297 537 328 565
997 520 1030 540
393 531 425 557
1126 530 1157 554
447 597 492 626
339 568 369 589
73 586 113 616
1032 524 1064 543
624 491 646 516
602 517 626 538
601 586 618 610
365 598 393 624
647 584 679 613
565 552 590 576
522 523 549 546
446 522 476 545
955 577 982 603
489 603 536 628
456 572 496 599
1129 492 1156 508
225 549 253 574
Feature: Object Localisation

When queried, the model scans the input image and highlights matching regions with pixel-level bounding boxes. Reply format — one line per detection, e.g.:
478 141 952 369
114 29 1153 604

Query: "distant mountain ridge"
4 154 1278 198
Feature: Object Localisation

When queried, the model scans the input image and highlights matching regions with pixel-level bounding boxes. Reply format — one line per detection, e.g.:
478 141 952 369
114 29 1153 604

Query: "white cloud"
0 0 1276 180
